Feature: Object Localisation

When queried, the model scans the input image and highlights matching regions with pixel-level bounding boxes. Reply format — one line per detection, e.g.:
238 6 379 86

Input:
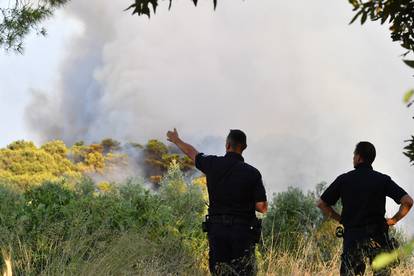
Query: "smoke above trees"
23 0 413 202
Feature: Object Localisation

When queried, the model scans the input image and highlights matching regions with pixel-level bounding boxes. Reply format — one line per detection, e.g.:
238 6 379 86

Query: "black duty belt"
206 215 255 226
343 223 389 239
345 223 388 233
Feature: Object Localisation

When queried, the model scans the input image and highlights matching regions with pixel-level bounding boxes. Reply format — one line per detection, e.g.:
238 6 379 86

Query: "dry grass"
1 250 12 276
2 235 414 276
258 232 414 276
259 233 341 275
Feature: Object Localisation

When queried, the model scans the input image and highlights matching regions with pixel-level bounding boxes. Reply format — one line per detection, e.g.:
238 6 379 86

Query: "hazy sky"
0 10 80 144
1 1 413 231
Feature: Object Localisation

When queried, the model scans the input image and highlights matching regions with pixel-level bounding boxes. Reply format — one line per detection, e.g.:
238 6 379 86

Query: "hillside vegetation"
0 139 412 275
0 139 193 189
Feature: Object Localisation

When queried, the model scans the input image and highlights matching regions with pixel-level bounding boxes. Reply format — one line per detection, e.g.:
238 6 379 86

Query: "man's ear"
356 154 364 164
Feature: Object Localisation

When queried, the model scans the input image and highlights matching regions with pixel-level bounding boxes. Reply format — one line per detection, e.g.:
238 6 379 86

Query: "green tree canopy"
348 1 414 165
404 136 414 165
0 0 218 51
0 139 195 189
0 0 69 52
349 0 414 55
142 139 194 184
101 138 121 154
0 140 81 189
403 90 414 165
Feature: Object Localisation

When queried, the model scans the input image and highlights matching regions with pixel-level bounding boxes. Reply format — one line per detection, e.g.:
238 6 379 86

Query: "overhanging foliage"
349 0 414 55
125 0 217 17
0 0 69 52
348 1 414 165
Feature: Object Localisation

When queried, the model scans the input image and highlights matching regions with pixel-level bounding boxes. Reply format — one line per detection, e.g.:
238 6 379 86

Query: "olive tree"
0 0 69 52
0 0 217 52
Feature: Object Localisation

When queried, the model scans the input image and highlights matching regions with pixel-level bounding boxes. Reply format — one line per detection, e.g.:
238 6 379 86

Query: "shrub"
0 161 208 275
262 186 323 251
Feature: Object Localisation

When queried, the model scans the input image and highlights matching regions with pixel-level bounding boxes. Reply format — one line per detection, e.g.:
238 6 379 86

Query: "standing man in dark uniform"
317 141 413 276
166 128 268 275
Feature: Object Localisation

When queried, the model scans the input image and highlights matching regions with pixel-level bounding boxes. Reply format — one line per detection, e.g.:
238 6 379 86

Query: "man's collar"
355 162 373 170
225 152 244 162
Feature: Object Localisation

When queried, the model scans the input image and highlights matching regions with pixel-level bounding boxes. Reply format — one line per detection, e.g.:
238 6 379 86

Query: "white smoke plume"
24 0 414 229
86 146 145 186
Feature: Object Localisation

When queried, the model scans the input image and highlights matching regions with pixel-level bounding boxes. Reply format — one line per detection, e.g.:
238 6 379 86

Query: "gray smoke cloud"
25 0 414 230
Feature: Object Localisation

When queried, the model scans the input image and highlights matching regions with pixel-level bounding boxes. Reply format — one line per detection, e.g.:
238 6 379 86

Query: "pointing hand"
167 128 180 144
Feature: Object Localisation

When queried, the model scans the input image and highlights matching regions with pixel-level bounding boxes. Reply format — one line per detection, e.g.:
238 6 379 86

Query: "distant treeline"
0 138 194 190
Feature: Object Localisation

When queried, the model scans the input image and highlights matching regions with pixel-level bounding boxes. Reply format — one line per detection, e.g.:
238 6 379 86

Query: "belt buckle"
222 215 233 225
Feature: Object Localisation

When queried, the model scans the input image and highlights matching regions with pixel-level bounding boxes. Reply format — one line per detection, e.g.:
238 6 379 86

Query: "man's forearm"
317 199 341 223
391 195 413 223
167 129 199 162
391 206 409 223
174 139 199 162
323 206 341 222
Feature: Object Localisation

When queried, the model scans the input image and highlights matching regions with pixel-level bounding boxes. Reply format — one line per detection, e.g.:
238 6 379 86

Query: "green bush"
0 161 208 275
262 186 323 251
0 165 410 275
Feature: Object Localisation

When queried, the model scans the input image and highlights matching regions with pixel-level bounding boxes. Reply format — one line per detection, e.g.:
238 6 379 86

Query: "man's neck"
226 150 243 155
225 151 244 161
354 162 373 169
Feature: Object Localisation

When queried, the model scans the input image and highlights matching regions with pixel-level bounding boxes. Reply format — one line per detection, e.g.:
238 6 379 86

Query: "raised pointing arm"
166 128 199 163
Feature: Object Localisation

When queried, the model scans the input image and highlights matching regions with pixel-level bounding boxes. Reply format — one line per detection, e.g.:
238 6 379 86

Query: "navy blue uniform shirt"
321 163 407 229
195 152 267 219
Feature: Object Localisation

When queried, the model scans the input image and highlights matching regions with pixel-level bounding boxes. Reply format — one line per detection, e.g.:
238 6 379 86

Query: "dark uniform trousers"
340 225 393 276
208 223 256 276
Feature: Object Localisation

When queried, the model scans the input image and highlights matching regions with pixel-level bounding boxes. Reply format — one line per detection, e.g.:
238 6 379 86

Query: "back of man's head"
355 141 376 164
226 129 247 152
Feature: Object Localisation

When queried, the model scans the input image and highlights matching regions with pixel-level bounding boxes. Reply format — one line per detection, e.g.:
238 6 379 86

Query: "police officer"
166 128 267 275
317 141 413 276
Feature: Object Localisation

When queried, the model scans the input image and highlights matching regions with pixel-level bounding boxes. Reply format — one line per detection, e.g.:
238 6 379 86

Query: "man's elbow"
402 194 414 208
188 150 199 164
316 199 327 209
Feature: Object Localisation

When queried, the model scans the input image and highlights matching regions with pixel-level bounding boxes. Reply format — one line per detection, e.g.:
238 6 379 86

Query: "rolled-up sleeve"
321 175 343 206
385 176 408 204
254 172 267 202
195 153 216 175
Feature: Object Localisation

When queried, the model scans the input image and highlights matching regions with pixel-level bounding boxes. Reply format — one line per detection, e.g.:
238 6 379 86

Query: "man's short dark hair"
355 141 376 164
227 129 247 150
